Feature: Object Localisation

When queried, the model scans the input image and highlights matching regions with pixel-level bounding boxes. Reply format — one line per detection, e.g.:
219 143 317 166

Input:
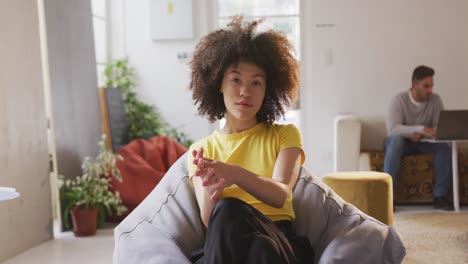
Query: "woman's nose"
239 85 251 97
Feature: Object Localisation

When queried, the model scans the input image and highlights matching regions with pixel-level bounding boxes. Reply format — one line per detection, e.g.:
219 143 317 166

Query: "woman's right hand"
193 147 225 201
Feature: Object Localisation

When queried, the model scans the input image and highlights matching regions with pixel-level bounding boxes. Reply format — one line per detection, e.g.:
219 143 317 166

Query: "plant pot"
71 206 98 237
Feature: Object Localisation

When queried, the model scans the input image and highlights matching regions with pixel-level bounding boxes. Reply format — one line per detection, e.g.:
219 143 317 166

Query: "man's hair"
189 16 299 124
412 65 435 82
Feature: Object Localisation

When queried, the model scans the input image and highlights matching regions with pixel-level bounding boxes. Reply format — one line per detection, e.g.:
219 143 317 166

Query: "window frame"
213 0 302 127
91 0 110 87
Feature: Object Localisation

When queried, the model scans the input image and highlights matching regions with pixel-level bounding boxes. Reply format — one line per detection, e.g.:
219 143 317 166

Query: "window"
217 0 300 59
91 0 108 87
216 0 301 128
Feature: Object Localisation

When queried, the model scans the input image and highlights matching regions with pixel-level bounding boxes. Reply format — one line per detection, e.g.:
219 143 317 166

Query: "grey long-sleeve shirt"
386 90 444 137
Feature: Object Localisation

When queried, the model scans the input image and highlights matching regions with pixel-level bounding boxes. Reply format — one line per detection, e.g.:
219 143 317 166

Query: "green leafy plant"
59 135 127 229
103 58 193 147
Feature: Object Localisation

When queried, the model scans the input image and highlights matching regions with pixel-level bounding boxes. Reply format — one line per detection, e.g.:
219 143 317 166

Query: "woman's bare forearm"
232 148 302 208
234 165 290 208
192 175 216 227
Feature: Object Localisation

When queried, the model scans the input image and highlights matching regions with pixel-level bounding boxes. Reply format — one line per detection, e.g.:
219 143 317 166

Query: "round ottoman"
322 171 394 226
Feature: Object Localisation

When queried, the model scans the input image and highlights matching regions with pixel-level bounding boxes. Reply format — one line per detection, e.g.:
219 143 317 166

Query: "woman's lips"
236 102 253 108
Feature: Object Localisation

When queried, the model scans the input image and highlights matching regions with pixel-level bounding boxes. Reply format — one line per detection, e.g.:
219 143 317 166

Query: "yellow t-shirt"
188 123 305 221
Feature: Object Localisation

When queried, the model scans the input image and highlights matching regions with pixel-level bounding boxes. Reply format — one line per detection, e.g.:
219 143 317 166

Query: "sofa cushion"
362 150 468 204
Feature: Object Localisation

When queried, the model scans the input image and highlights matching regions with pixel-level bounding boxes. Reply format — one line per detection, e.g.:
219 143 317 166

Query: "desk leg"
452 141 460 212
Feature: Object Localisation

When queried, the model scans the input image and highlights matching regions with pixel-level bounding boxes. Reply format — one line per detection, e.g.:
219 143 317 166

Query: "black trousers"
190 198 314 264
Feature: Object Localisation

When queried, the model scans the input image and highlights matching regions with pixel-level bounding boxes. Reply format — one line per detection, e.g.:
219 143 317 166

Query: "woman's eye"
252 80 263 87
231 78 240 84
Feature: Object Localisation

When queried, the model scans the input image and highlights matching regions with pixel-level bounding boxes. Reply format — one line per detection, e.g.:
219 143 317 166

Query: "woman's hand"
196 158 236 188
193 148 226 201
194 147 302 210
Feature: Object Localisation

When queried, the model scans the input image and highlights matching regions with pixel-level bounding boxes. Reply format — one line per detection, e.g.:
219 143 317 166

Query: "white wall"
0 0 52 261
115 1 468 177
110 0 216 141
301 0 468 178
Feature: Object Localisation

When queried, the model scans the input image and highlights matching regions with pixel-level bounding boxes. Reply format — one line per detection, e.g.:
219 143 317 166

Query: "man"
385 65 452 210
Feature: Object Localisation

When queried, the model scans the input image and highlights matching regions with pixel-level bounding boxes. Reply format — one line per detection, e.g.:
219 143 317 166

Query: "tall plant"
103 58 193 147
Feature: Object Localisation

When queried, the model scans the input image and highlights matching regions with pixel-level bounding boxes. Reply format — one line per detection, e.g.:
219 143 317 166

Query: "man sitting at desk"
384 65 453 210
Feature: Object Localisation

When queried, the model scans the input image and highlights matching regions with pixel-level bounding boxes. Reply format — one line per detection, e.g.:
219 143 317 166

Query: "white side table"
450 140 462 212
0 187 20 201
423 140 468 212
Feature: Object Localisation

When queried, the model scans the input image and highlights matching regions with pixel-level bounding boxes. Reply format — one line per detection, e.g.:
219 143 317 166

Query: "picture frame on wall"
149 0 193 40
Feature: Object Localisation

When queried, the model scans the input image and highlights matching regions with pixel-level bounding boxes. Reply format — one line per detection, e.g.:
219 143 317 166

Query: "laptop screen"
437 110 468 140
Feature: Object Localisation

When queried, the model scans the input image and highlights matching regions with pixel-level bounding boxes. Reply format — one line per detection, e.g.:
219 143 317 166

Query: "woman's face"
220 62 266 123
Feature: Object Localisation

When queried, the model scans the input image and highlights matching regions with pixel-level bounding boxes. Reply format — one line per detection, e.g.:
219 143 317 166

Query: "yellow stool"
323 172 394 226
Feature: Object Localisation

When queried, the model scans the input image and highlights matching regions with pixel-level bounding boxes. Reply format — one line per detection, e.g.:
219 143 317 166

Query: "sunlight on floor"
2 223 115 264
394 205 468 264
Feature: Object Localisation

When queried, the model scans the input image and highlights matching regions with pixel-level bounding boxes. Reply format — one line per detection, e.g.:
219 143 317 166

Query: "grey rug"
394 211 468 264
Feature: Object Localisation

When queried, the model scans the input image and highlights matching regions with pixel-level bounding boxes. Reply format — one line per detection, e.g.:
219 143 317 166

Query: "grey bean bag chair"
113 153 405 263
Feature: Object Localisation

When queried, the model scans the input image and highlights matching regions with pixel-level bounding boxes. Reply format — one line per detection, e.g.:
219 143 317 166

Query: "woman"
188 16 314 264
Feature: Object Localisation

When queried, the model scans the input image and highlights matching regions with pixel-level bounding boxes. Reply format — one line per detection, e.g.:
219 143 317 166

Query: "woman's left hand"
195 158 236 188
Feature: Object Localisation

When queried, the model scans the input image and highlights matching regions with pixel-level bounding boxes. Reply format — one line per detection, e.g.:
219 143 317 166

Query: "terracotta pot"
71 206 98 237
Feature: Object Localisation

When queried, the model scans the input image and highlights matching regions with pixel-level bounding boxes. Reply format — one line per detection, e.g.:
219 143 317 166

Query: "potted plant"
102 58 193 148
59 135 127 236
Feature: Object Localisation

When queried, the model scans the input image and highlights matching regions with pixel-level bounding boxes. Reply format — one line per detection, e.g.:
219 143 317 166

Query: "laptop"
425 110 468 141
